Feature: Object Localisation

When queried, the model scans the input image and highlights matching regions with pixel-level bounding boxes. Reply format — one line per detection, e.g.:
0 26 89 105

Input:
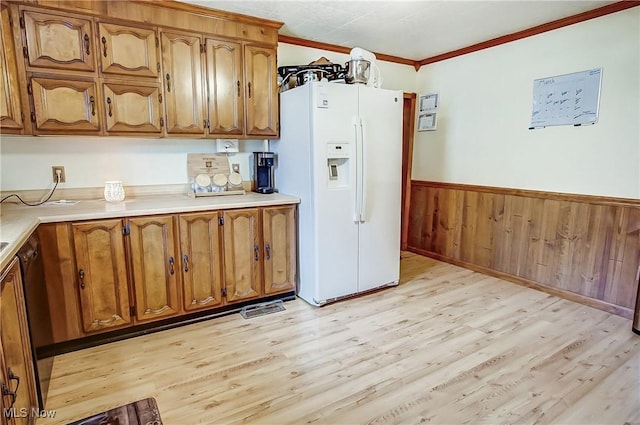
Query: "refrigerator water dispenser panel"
327 143 350 188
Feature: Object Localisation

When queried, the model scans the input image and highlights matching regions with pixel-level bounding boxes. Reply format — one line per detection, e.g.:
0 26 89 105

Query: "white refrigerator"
273 81 403 306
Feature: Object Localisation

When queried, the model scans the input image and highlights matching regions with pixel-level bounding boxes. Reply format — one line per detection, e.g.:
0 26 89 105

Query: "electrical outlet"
52 166 66 183
232 163 240 173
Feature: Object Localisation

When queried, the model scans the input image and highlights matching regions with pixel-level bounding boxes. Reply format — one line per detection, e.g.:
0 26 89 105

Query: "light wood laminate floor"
38 252 640 424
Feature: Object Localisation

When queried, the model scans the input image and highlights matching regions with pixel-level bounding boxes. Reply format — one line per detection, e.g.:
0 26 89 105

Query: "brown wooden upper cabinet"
128 215 181 322
21 9 96 73
244 45 278 137
97 22 160 78
160 30 206 135
160 28 278 138
0 4 24 133
72 220 131 333
30 76 101 133
6 2 280 138
205 38 244 136
101 80 163 134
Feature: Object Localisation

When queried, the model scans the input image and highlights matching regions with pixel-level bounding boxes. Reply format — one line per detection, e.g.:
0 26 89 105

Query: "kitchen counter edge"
0 192 300 270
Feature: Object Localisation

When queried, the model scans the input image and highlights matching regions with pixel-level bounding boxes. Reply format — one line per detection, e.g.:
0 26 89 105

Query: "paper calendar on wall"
529 68 602 129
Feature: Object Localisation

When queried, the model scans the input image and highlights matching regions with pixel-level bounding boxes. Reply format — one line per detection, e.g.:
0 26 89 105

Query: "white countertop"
0 192 300 270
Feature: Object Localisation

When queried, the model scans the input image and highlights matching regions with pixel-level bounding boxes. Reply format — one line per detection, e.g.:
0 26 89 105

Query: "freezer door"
311 83 360 303
357 85 402 292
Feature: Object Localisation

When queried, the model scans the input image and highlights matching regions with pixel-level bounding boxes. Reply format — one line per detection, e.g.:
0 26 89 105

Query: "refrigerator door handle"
353 117 361 223
359 119 366 223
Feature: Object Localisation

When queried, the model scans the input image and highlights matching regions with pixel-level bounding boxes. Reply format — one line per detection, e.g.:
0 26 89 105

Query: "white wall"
413 8 640 199
0 136 264 190
0 43 415 192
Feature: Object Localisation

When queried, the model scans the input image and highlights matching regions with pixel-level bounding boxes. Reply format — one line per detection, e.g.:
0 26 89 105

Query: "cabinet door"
98 22 159 78
30 76 100 133
102 81 162 134
205 38 243 136
0 258 38 425
72 220 131 333
222 209 262 303
0 344 16 425
129 216 181 321
263 206 296 295
160 31 205 135
244 45 278 136
0 5 23 132
179 213 223 311
22 9 95 72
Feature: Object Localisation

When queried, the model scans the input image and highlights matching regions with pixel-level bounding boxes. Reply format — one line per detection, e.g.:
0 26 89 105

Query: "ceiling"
178 0 615 61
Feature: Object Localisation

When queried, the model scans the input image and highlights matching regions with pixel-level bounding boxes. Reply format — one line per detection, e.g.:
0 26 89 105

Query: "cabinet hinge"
201 44 206 54
30 112 36 122
222 288 227 297
155 37 159 48
22 46 28 59
160 117 164 127
19 17 24 29
157 62 160 73
158 93 162 103
20 112 24 123
26 83 32 95
8 15 13 27
218 216 224 225
129 305 136 316
122 223 130 236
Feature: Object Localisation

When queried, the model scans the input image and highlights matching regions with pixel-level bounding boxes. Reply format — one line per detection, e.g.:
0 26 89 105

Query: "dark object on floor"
67 398 161 425
240 299 286 319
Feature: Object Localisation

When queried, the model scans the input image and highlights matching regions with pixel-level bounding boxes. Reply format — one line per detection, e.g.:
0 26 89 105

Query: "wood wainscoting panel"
407 181 640 317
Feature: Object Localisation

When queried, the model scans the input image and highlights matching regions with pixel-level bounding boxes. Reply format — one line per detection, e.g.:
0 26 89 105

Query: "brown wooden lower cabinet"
263 206 296 295
128 215 181 322
36 204 297 345
0 258 38 425
222 208 262 303
179 212 223 312
72 219 131 333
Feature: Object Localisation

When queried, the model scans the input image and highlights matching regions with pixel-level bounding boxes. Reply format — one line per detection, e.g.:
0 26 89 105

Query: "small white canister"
104 181 125 202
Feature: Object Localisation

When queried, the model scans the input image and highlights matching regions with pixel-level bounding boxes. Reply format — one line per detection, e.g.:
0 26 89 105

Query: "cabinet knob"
248 81 252 98
101 36 107 57
3 368 19 408
84 33 90 55
166 74 171 92
89 96 96 116
183 254 189 273
265 243 271 260
237 80 240 97
1 382 16 409
79 269 86 289
254 245 259 261
106 97 112 117
169 256 175 275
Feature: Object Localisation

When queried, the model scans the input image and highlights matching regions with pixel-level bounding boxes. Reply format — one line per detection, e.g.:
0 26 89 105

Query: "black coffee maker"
253 152 275 194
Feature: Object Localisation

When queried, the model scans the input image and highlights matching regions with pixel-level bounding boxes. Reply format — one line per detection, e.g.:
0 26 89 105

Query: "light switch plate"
216 139 239 153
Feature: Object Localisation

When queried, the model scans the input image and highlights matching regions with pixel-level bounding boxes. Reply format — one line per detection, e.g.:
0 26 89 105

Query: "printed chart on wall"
529 68 602 129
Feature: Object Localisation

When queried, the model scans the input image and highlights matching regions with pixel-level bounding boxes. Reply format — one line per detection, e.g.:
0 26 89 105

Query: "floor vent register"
240 300 286 319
